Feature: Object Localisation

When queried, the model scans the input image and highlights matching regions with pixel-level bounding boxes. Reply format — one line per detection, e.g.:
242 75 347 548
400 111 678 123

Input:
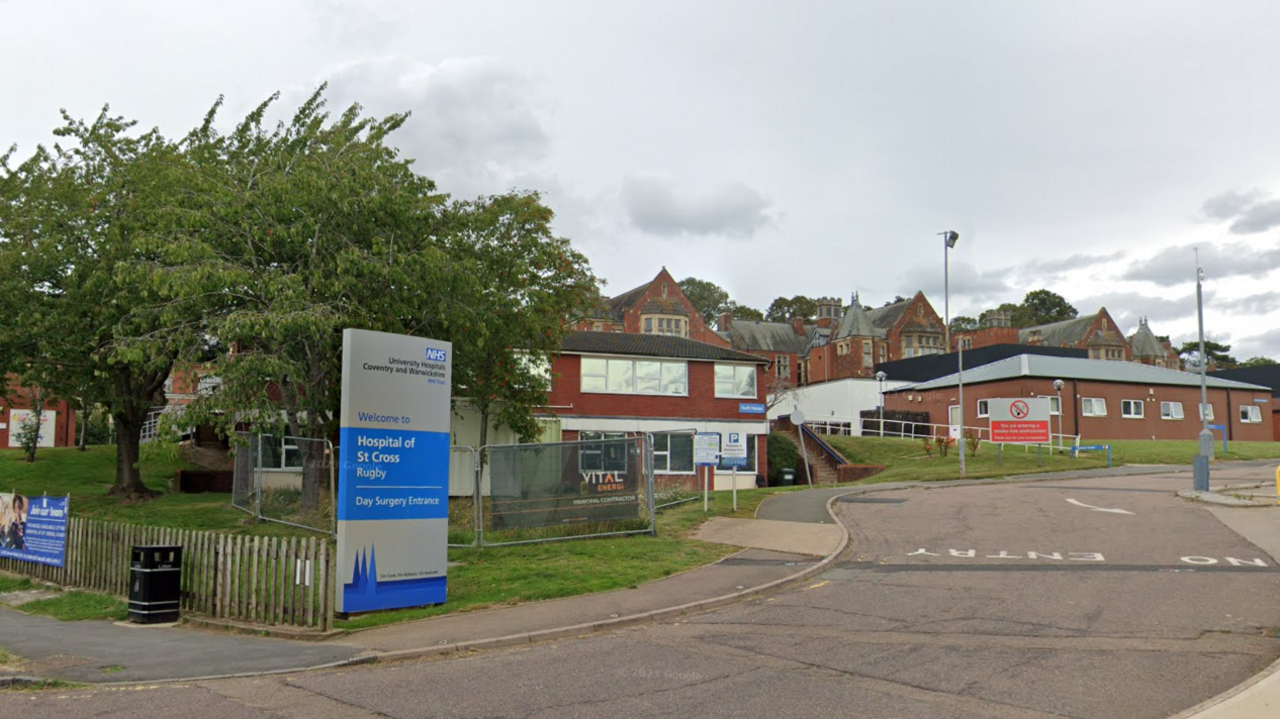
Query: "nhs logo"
425 348 448 362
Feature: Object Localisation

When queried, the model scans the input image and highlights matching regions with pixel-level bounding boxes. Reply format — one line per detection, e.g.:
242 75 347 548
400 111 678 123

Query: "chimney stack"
717 312 732 331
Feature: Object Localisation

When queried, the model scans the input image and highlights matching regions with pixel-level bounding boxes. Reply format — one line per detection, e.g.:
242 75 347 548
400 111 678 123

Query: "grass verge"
16 592 128 622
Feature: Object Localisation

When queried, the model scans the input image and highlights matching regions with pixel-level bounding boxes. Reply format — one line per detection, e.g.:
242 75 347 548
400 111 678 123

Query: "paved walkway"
0 459 1277 719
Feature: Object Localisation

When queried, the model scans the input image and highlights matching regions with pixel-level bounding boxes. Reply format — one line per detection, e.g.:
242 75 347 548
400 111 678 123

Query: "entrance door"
948 405 961 439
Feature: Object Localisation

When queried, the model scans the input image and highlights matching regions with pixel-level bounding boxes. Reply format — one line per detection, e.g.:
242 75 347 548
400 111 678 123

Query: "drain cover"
837 496 907 504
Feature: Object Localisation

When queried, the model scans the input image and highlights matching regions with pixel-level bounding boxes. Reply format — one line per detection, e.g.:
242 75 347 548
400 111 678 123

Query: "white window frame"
1121 399 1144 419
580 356 688 396
775 355 790 379
1081 398 1107 417
1198 403 1215 421
976 399 990 418
1160 401 1184 420
1039 396 1062 416
1240 404 1262 423
651 433 695 474
715 364 758 399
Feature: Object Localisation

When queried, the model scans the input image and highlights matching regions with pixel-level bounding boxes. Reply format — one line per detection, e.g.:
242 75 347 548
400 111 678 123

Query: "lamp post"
1194 249 1212 491
1053 379 1064 453
876 371 887 437
940 230 963 478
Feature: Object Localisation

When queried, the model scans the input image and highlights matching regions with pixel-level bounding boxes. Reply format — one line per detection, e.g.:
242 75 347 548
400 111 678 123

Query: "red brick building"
955 308 1179 368
0 380 78 449
884 354 1273 442
803 291 946 385
575 268 729 347
542 331 769 490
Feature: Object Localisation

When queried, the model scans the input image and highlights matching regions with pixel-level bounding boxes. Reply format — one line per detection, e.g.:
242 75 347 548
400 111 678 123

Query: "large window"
581 357 687 395
579 431 628 473
1240 405 1263 423
642 315 687 337
1121 399 1144 419
652 433 694 473
715 364 757 398
775 355 790 379
1081 398 1107 417
1161 401 1184 420
862 341 872 367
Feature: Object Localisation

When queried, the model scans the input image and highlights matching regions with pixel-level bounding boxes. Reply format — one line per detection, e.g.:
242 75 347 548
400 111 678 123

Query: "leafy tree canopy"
1016 289 1078 327
1177 339 1237 368
726 302 765 321
765 296 819 322
1239 356 1278 367
677 277 731 325
948 316 980 334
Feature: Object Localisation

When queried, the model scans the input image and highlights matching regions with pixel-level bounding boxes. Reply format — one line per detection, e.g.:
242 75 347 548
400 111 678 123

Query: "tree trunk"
77 399 89 451
110 407 158 499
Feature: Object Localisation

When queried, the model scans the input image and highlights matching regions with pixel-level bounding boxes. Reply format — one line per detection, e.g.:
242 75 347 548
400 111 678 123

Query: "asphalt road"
4 469 1279 719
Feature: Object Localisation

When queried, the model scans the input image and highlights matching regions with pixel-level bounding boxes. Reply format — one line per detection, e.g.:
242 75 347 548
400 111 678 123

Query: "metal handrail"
799 423 848 466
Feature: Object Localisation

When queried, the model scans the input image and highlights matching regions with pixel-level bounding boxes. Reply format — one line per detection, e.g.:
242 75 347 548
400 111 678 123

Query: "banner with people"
0 493 68 567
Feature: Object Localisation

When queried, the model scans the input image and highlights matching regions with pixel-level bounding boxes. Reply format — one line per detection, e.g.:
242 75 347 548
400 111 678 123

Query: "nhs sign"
425 348 448 362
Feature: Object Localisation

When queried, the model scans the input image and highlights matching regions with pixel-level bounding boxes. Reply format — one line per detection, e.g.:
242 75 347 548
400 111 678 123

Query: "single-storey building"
542 331 770 491
1210 365 1280 441
884 354 1273 443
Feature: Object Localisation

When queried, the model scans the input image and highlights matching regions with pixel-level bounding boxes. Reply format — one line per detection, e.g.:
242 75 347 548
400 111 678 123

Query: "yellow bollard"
1275 465 1280 506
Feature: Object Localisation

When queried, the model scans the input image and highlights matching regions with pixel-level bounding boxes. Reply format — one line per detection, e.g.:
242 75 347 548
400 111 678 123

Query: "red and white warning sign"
989 397 1051 443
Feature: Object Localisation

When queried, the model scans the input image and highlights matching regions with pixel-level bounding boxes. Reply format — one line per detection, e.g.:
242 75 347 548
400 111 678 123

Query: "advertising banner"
989 397 1052 444
489 439 644 530
337 329 451 614
0 493 68 567
7 410 57 448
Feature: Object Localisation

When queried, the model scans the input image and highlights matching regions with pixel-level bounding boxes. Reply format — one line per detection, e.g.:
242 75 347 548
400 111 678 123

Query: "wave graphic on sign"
342 546 446 613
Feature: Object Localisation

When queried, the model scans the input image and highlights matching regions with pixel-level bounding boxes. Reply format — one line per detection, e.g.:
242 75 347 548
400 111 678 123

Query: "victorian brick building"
575 268 729 346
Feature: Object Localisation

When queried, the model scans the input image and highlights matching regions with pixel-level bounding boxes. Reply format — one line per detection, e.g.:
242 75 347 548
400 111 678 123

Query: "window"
652 433 695 473
1241 405 1262 423
775 355 790 379
1039 396 1061 415
1161 401 1184 420
878 346 886 362
1121 399 1144 419
862 341 872 367
641 315 687 337
644 317 652 333
1198 403 1214 421
579 431 628 473
580 357 687 395
259 436 302 470
976 399 990 418
716 434 756 473
715 364 757 398
1081 398 1107 417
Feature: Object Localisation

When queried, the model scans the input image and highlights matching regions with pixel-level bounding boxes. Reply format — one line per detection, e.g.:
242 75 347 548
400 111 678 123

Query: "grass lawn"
823 435 1280 485
0 572 126 622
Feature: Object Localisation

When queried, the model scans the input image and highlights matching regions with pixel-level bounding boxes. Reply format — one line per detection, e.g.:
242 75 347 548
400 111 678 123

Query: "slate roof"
602 281 651 321
868 300 910 330
717 320 814 354
890 354 1270 392
833 303 884 340
639 298 689 317
1018 314 1097 346
561 331 767 363
1127 318 1167 358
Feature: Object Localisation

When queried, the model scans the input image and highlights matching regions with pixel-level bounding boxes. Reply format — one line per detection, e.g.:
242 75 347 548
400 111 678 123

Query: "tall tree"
0 109 197 498
949 316 980 334
1239 356 1278 367
725 301 764 321
677 277 730 325
1017 289 1078 326
765 295 818 322
1178 340 1237 369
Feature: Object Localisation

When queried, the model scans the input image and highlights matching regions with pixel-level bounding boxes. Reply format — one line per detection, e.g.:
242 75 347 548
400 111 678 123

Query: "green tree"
1239 356 1278 367
0 109 197 498
1017 289 1077 326
881 295 909 307
978 302 1020 327
725 301 764 321
765 296 818 322
949 316 980 334
1178 340 1237 369
677 277 730 325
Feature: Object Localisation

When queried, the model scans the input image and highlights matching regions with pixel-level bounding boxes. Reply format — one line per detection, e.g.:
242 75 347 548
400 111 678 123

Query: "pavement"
0 459 1276 719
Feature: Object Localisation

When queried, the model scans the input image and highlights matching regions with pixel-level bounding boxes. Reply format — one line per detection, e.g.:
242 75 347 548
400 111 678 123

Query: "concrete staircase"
776 425 847 485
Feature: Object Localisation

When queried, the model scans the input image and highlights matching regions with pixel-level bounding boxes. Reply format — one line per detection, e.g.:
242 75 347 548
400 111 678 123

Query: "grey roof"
1128 319 1167 358
868 300 910 330
1018 314 1097 346
561 331 767 363
892 354 1270 392
833 303 884 340
603 281 650 321
719 320 814 354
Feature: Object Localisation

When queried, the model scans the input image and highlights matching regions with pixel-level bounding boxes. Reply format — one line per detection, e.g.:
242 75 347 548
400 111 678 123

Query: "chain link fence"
231 432 336 535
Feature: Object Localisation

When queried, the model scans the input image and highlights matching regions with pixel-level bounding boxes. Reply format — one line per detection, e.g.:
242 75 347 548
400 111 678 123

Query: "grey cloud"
320 56 550 198
1016 251 1125 277
1201 188 1280 234
897 260 1014 315
1214 292 1280 317
1068 290 1209 329
1232 326 1280 361
1121 242 1280 287
621 176 773 238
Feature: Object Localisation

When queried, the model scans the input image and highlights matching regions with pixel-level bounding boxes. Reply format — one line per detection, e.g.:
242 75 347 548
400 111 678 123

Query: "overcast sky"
4 1 1280 358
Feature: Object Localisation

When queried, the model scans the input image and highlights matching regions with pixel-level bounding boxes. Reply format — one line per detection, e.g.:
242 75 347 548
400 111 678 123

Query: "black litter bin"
129 545 182 624
778 468 796 486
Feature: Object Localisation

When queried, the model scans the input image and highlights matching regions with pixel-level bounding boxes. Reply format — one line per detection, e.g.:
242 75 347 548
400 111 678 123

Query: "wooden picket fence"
0 517 333 631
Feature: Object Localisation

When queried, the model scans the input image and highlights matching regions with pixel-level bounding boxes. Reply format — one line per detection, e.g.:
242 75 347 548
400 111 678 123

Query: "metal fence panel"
232 432 259 516
448 446 480 548
479 435 655 546
233 434 335 535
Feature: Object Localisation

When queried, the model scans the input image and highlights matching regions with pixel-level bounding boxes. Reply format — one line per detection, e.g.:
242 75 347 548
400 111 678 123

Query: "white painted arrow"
1067 498 1134 515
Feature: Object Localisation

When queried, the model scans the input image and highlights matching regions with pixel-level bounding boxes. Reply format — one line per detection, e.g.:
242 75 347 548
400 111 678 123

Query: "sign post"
988 398 1051 445
722 432 748 512
694 432 721 512
337 329 452 614
792 410 812 487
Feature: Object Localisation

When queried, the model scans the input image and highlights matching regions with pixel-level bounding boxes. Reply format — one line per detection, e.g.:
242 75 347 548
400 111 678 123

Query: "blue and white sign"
738 402 767 415
721 432 748 468
0 493 68 567
694 432 721 466
337 329 452 614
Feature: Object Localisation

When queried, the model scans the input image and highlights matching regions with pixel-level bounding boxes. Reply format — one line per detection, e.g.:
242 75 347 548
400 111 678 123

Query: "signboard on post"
337 329 452 614
989 397 1051 444
721 432 748 468
694 433 721 466
0 493 68 567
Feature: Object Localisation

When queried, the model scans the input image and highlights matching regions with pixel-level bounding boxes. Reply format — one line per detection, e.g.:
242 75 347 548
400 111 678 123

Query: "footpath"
0 461 1276 718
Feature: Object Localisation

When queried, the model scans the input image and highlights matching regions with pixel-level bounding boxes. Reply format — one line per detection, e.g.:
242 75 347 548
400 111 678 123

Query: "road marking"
1067 498 1134 514
803 580 830 591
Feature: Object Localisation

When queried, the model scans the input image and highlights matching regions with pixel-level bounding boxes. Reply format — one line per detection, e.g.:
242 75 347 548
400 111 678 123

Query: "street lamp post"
876 371 887 437
1194 250 1212 491
1053 379 1064 453
941 230 963 478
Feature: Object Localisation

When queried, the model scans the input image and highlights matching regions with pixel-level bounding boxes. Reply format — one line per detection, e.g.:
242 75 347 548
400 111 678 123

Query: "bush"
767 433 799 484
